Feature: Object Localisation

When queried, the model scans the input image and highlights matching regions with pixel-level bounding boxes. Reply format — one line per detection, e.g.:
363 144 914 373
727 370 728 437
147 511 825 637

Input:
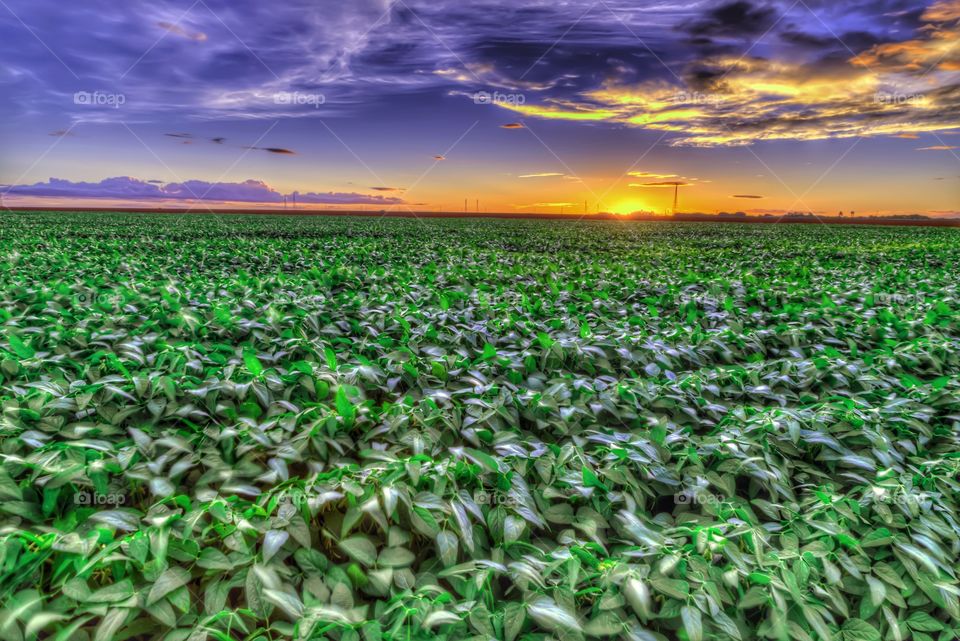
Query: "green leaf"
340 536 377 566
582 466 609 492
336 386 357 426
243 348 264 377
748 572 771 585
650 576 689 600
147 567 192 606
681 606 703 641
840 618 881 641
907 612 945 632
6 334 34 359
503 602 525 641
87 579 135 603
527 596 581 633
197 548 233 570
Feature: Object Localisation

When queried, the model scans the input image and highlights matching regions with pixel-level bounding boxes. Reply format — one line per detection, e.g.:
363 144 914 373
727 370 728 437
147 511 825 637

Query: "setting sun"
609 199 653 215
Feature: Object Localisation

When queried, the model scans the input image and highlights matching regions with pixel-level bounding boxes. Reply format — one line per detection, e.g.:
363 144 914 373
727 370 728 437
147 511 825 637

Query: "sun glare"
609 199 652 215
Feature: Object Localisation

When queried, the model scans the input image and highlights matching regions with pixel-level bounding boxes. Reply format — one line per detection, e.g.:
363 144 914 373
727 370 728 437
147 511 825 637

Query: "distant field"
1 211 958 641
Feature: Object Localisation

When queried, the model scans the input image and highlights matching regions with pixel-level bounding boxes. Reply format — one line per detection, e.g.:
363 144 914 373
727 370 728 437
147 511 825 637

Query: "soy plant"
0 210 958 641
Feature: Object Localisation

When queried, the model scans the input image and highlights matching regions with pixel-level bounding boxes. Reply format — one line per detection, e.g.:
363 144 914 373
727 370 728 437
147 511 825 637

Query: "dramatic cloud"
162 179 281 202
686 1 779 38
923 0 960 20
470 2 960 145
3 177 404 205
5 177 176 200
2 0 959 149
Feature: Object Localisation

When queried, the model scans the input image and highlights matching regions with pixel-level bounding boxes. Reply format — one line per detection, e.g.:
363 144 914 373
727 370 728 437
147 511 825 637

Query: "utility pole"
464 198 467 213
673 184 679 214
476 199 479 213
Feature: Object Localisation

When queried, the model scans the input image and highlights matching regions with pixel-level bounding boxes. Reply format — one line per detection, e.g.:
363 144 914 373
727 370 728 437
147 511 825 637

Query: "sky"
1 0 959 216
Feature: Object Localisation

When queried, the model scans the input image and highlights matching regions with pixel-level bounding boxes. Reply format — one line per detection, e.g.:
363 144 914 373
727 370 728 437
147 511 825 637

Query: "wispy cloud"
156 21 207 42
247 147 296 155
632 181 693 188
628 172 678 179
515 202 576 208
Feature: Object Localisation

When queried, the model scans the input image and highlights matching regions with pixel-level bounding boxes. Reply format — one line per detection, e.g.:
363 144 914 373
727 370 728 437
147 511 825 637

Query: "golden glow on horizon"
609 199 653 215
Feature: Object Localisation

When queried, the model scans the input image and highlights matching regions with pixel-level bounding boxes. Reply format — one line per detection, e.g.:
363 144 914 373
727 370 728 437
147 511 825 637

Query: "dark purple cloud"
4 177 168 200
292 191 404 205
248 147 297 155
3 177 404 205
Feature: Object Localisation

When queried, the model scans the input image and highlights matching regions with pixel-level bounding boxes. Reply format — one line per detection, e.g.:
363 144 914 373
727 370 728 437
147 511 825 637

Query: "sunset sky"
1 0 959 216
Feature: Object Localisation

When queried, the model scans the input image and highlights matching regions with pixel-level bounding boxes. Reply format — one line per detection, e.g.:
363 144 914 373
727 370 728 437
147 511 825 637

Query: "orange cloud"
923 0 960 21
628 172 678 179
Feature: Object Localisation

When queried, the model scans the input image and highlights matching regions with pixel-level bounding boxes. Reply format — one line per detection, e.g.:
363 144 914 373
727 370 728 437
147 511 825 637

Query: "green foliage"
0 212 959 641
